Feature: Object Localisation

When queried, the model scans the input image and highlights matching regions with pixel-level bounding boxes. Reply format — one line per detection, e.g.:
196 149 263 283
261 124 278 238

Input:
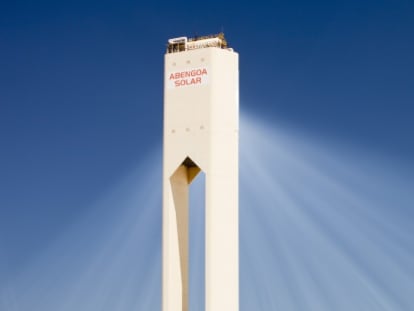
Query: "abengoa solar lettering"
167 67 208 88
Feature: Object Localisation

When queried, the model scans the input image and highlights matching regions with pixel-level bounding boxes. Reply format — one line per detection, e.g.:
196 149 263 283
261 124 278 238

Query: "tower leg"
164 165 189 311
206 139 239 311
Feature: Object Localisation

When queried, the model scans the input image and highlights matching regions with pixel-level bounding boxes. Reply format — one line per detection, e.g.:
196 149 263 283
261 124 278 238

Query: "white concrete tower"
163 34 239 311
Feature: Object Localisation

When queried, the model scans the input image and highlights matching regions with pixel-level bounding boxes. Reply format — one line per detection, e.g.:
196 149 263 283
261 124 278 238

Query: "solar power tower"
162 33 239 311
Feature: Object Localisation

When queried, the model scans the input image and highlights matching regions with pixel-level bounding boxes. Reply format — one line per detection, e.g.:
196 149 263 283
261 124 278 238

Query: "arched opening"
189 170 205 311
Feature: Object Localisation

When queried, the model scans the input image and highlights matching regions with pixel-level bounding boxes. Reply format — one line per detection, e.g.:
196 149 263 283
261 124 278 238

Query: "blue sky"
1 0 414 310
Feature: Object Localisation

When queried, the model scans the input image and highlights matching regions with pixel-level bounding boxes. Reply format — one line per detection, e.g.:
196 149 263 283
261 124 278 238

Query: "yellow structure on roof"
167 32 229 53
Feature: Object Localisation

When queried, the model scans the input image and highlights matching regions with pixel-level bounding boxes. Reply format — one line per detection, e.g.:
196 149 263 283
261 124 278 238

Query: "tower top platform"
166 32 232 54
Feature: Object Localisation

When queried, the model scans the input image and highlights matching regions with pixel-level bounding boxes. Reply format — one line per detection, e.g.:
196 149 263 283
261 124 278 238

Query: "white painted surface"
163 46 239 311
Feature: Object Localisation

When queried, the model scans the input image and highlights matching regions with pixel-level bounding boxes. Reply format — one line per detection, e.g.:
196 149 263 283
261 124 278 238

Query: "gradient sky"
1 0 414 309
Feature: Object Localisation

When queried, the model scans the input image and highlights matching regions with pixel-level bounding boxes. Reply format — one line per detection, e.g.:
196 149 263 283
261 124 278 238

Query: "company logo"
167 67 208 89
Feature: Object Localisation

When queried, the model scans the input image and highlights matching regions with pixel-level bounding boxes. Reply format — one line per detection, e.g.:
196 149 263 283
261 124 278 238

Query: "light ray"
1 113 413 310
